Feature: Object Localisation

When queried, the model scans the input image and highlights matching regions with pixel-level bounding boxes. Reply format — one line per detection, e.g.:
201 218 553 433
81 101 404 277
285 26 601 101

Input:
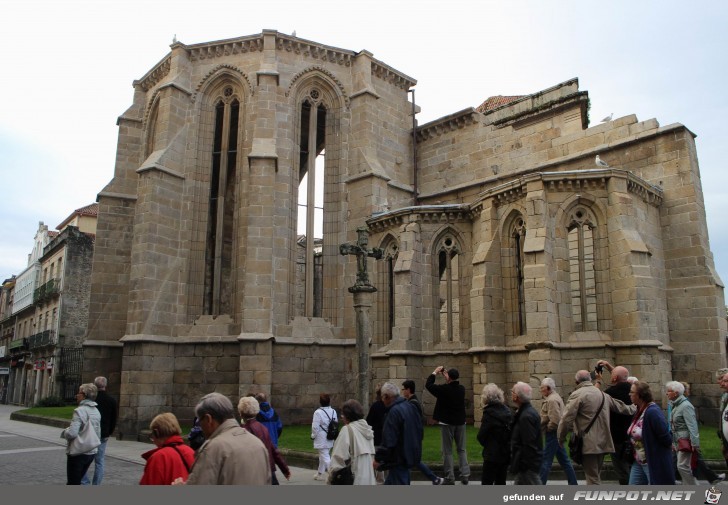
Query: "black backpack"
320 408 339 440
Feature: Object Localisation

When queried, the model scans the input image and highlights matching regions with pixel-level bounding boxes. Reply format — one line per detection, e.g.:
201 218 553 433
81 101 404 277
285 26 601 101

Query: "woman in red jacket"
140 413 196 485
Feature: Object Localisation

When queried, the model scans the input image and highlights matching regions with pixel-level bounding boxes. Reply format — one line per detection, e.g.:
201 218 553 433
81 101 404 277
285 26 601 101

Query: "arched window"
437 234 461 343
296 90 327 318
568 207 597 331
376 239 398 345
503 214 527 337
204 88 239 315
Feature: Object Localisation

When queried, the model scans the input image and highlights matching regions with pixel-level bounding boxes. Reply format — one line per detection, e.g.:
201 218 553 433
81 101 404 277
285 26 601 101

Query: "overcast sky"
2 1 727 289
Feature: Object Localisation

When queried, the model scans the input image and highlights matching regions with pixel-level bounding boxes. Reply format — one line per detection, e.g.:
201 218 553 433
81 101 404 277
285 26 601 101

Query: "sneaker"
461 477 469 485
443 478 455 485
712 473 725 485
314 473 323 480
433 477 444 485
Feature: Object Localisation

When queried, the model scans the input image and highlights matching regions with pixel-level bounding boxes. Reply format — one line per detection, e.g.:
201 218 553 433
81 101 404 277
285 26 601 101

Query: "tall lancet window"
437 235 460 343
204 87 239 315
568 207 597 331
296 91 326 317
512 218 527 336
376 240 398 345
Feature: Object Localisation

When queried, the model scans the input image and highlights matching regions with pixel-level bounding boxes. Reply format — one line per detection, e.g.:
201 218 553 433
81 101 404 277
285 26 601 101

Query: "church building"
82 30 725 436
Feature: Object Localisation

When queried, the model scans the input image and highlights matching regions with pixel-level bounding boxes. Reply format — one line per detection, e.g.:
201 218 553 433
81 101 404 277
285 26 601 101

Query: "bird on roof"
595 155 610 168
601 113 613 122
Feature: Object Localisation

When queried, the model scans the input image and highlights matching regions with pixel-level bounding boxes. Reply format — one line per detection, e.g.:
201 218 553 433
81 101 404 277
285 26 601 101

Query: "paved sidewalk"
0 404 324 485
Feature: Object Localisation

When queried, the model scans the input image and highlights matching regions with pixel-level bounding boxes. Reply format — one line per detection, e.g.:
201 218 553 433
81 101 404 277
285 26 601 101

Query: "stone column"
352 287 376 407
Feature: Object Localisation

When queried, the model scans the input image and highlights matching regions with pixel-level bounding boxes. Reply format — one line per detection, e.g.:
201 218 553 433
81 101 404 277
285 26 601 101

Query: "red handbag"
677 437 692 452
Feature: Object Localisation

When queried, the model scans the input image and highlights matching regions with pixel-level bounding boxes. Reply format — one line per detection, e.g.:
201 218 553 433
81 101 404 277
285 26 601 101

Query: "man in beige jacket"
557 370 635 485
175 392 270 485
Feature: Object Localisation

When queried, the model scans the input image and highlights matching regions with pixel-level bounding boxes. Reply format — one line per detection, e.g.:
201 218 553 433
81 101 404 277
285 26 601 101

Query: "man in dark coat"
509 381 543 485
425 366 470 484
596 360 633 485
82 376 117 485
374 382 423 485
402 379 444 485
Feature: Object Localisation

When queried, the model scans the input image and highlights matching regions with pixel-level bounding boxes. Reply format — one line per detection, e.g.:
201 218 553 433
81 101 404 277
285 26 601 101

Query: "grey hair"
627 376 639 384
195 392 235 423
666 381 685 396
513 381 532 402
79 383 98 400
717 368 728 379
93 376 108 390
237 396 260 418
341 399 365 421
575 370 592 383
380 382 400 399
541 377 556 391
480 383 505 407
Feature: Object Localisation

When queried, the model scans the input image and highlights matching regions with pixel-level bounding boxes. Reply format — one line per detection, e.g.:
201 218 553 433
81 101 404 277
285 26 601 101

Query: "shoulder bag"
568 392 605 465
68 409 101 456
330 425 355 485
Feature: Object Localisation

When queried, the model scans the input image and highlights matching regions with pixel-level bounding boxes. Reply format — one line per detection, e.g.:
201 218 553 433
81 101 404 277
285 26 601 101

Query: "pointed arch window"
376 240 398 345
437 235 460 343
568 207 597 331
512 218 527 336
204 87 239 315
296 90 327 317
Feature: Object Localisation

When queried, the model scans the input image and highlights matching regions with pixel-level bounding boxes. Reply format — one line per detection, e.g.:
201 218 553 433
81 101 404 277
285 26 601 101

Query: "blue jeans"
81 438 107 485
417 461 439 482
440 424 470 481
629 461 650 485
384 465 411 485
540 431 578 485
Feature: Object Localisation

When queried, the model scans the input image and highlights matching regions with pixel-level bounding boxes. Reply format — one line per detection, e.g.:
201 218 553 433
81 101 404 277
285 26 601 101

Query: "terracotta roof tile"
476 95 524 114
74 203 99 217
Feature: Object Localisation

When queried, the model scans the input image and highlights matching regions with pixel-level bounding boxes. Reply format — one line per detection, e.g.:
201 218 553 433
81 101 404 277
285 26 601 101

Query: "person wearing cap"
425 366 470 485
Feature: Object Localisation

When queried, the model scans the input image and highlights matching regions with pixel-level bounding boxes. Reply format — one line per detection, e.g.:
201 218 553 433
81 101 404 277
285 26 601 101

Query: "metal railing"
32 278 60 305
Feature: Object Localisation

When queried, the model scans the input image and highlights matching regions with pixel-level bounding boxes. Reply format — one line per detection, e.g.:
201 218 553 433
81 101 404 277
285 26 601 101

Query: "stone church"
82 30 726 436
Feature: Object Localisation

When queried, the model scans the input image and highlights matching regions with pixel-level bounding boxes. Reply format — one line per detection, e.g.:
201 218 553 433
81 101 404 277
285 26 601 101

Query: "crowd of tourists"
59 364 728 485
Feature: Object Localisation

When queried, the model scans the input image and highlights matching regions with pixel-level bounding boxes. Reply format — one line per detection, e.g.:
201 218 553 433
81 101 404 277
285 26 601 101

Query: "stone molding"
284 65 350 106
136 56 171 92
82 340 124 348
193 64 254 103
277 34 354 67
370 60 416 90
96 191 138 202
367 204 481 233
188 36 264 61
416 108 480 141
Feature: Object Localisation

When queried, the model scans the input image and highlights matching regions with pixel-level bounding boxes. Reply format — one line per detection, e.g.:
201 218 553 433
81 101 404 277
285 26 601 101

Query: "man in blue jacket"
255 392 283 447
425 366 470 484
374 382 423 485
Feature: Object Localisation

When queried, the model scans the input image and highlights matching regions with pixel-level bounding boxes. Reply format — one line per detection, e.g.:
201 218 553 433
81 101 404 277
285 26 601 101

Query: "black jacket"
366 400 386 446
477 403 513 463
509 402 543 474
95 390 118 439
604 381 632 443
425 374 466 425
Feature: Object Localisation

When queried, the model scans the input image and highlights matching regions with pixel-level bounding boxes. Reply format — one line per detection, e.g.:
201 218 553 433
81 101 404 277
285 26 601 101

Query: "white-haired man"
539 378 577 485
510 381 543 485
557 370 635 485
374 382 423 485
173 392 270 485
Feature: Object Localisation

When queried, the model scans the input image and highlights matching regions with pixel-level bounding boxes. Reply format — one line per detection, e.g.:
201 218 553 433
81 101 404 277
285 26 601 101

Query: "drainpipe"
409 88 418 206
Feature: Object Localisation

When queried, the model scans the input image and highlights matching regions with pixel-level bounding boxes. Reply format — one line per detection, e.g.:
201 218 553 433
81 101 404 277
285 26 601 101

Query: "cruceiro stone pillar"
340 227 383 407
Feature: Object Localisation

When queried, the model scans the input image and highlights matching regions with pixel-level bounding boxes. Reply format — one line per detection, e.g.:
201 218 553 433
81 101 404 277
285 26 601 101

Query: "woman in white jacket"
311 393 337 480
327 399 377 485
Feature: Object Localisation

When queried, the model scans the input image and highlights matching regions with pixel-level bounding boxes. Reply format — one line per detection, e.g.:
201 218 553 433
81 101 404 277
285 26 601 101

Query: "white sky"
1 1 727 288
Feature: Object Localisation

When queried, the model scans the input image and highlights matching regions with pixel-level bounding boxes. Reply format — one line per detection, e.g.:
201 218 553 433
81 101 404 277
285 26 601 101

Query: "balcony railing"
27 330 56 349
8 338 27 351
33 278 60 305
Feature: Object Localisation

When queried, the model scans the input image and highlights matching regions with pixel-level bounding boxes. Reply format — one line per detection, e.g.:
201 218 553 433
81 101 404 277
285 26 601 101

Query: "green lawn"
16 406 725 462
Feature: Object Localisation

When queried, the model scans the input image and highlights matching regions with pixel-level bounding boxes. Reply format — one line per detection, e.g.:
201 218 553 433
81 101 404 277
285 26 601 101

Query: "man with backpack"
311 393 338 480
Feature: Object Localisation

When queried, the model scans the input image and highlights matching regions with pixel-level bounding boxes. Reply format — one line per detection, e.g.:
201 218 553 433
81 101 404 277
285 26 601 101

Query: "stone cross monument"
340 226 383 407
